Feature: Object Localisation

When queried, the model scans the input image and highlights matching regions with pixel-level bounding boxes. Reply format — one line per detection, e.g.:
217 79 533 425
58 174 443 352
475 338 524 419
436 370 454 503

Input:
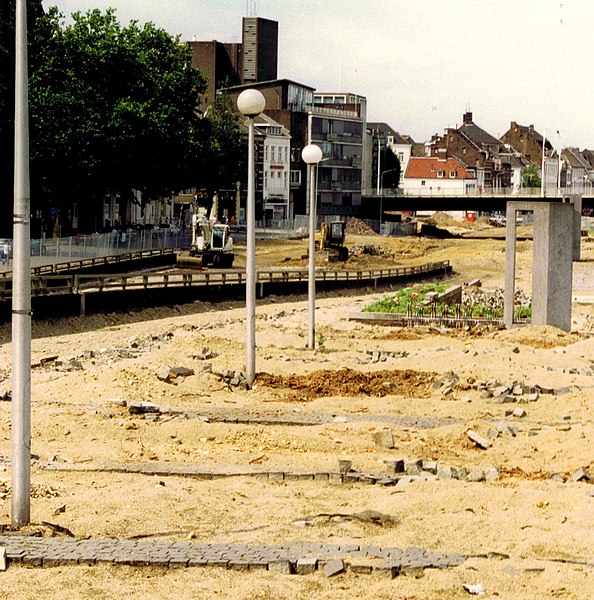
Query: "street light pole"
12 0 32 526
237 89 265 387
302 144 323 350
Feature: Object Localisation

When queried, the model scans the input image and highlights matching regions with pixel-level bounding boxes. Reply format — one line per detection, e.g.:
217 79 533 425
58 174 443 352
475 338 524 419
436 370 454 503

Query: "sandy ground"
0 220 593 599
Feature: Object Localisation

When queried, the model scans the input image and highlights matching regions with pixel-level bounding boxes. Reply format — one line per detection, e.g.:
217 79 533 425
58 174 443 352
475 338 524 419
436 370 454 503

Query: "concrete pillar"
503 203 518 329
567 194 582 261
505 200 574 332
531 203 573 331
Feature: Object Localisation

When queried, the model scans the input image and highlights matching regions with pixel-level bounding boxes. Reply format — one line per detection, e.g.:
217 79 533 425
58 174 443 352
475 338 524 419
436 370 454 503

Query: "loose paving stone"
295 557 317 575
467 429 492 449
373 430 395 449
467 469 485 482
323 559 345 577
571 468 591 482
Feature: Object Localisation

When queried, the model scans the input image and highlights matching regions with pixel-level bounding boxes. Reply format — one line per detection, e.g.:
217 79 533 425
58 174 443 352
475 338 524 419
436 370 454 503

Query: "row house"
559 147 594 194
499 121 552 168
402 156 476 196
427 112 511 191
257 113 291 220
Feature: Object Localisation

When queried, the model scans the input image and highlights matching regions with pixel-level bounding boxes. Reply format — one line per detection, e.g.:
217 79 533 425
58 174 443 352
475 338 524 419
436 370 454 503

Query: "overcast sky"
42 1 594 149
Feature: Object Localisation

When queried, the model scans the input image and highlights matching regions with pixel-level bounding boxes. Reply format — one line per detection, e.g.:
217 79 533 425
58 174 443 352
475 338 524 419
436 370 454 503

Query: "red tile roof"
404 157 475 180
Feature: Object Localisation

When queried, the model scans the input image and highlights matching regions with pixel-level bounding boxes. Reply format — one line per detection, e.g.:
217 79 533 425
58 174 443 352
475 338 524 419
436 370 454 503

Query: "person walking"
2 240 9 267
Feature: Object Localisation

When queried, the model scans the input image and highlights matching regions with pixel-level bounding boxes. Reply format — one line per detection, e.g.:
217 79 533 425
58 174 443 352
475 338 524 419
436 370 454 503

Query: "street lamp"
237 89 265 386
302 143 323 350
12 0 32 527
379 168 399 232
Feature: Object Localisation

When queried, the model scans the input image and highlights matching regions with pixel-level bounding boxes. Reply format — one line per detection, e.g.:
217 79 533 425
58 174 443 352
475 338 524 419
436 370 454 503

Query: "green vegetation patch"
363 283 447 314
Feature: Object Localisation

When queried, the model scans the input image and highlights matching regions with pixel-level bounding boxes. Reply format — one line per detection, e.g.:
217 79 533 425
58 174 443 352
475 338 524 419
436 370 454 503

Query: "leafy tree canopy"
381 146 401 189
521 163 541 189
28 7 209 220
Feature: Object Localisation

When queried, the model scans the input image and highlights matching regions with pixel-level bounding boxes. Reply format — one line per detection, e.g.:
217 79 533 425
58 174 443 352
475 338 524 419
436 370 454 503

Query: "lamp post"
237 89 265 387
12 0 32 526
302 144 323 350
379 168 399 233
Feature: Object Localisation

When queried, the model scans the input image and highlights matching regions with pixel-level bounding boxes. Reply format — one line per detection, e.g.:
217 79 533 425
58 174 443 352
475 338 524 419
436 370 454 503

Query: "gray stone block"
467 469 485 482
373 430 395 449
571 468 591 482
268 560 292 574
467 429 492 449
323 559 345 577
296 557 317 575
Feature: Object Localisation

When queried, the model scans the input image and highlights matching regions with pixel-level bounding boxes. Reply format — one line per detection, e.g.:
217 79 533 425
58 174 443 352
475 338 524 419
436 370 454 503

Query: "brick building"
500 121 553 167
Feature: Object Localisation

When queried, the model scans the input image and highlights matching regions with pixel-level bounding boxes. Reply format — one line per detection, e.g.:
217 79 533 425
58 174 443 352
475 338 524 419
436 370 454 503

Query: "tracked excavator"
316 221 348 261
177 206 234 268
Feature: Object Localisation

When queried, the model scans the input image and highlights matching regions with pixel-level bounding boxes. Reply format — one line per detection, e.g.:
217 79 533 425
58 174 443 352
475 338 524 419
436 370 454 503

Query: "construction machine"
316 220 348 261
177 207 234 268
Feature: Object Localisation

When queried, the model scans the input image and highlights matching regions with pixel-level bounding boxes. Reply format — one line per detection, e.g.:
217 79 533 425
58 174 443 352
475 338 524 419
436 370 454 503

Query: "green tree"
199 92 246 200
0 0 44 237
521 163 541 189
380 146 401 189
28 7 208 231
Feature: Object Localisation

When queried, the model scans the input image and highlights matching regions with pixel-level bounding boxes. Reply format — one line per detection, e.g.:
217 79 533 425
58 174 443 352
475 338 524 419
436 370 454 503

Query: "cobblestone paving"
0 535 466 575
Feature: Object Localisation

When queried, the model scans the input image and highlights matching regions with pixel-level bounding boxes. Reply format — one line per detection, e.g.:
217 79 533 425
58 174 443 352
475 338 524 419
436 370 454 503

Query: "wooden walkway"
0 260 452 300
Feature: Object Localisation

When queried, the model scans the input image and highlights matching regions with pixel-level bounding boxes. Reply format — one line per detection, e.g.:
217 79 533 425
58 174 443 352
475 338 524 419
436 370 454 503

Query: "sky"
41 0 594 149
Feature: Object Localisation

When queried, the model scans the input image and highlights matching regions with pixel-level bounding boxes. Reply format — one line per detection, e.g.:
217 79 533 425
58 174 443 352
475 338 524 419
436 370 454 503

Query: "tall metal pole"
245 115 256 385
302 143 323 350
540 129 547 197
376 136 381 195
12 0 32 526
237 89 265 387
307 162 316 349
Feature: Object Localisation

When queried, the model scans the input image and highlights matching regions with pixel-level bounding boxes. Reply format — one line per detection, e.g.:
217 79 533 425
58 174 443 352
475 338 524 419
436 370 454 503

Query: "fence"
29 228 192 262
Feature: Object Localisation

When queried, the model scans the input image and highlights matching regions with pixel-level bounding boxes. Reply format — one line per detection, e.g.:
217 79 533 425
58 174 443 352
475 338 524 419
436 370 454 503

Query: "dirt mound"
256 367 435 400
492 325 586 348
346 218 377 235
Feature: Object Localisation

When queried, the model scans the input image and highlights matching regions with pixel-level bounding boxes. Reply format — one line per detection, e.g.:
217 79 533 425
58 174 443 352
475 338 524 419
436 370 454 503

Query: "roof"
404 157 475 180
221 79 316 93
458 122 502 148
561 147 594 171
367 123 411 145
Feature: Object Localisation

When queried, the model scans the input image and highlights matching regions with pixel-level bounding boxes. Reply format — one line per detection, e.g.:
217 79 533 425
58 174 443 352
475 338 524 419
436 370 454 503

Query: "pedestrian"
2 240 9 266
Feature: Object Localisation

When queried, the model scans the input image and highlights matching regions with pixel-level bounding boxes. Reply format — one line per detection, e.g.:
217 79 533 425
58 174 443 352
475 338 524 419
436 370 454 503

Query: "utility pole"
12 0 32 526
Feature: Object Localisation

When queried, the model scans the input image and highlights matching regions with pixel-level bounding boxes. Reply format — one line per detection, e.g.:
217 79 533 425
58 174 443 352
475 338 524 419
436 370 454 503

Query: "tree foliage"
0 0 44 236
381 146 401 189
521 163 541 189
28 7 210 229
199 92 246 198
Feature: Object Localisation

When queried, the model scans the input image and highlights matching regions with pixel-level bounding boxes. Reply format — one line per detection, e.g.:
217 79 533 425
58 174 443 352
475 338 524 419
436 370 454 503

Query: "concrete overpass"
361 191 594 215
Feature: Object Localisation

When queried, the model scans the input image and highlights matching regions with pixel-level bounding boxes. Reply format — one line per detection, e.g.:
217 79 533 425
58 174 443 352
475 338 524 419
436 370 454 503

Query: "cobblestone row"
0 535 466 575
115 402 463 430
40 459 501 486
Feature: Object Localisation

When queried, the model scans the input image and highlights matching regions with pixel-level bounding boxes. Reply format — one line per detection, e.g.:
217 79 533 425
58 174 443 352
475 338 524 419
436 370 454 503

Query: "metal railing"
30 228 191 262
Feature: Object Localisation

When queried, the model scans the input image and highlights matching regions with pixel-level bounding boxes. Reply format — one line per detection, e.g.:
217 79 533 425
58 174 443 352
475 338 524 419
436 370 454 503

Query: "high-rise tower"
242 17 278 84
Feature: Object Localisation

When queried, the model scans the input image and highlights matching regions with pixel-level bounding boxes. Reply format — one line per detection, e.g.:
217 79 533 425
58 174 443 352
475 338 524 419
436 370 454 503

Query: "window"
437 170 445 178
290 170 301 185
450 170 458 178
421 180 426 186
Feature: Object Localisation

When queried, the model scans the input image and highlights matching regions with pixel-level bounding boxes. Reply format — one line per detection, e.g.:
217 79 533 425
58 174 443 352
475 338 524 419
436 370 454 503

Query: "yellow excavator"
316 221 348 261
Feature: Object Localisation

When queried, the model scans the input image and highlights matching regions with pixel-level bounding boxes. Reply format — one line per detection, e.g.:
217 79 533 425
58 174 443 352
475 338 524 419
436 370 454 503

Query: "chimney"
463 112 473 125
